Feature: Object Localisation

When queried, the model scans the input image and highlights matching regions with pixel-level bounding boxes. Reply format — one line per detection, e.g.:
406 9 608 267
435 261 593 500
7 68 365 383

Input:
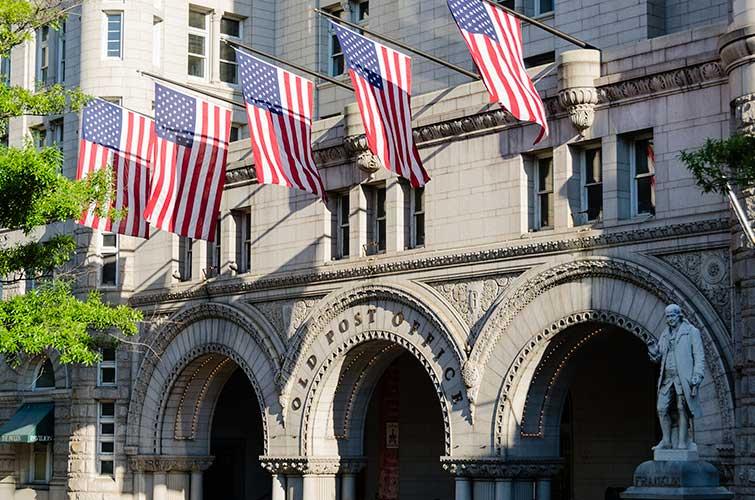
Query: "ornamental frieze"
440 457 562 479
128 455 214 473
249 296 323 341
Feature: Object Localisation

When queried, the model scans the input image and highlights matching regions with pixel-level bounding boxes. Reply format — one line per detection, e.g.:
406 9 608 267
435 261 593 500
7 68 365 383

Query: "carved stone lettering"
367 308 377 323
306 355 317 370
354 311 362 327
298 378 308 389
423 333 435 347
339 319 349 333
392 312 405 327
291 398 302 411
445 367 456 381
326 330 335 344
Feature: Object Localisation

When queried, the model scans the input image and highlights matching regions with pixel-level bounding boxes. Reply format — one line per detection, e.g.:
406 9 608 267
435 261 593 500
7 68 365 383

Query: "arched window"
33 359 55 390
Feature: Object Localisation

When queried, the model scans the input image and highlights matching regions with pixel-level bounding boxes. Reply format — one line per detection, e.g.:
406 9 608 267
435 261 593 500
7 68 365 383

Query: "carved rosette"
440 457 562 479
260 456 366 476
558 87 600 136
128 455 214 473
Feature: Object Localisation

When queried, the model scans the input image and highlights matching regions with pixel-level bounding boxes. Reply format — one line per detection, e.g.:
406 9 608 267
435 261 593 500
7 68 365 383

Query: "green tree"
0 0 141 366
680 133 755 195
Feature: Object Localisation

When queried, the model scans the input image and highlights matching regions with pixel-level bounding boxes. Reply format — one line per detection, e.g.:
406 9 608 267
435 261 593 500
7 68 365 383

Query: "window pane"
339 195 349 221
100 460 114 475
106 14 121 57
33 448 47 481
378 220 386 252
230 126 239 143
585 149 602 183
102 233 117 248
189 11 206 29
36 359 55 389
220 43 236 62
102 254 117 286
100 402 115 417
538 158 552 192
637 176 655 215
220 62 237 84
414 188 424 212
188 34 205 56
220 18 240 37
101 422 115 435
415 213 425 246
340 227 349 257
539 193 551 227
635 138 654 175
100 441 114 453
377 189 386 218
539 0 554 13
357 2 369 21
100 367 116 384
586 184 603 221
102 347 116 362
188 55 204 77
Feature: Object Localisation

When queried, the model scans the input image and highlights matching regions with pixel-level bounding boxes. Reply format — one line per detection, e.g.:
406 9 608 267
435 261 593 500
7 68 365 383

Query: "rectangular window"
535 0 554 15
57 21 66 82
31 127 46 150
581 147 603 222
37 26 49 82
206 217 221 278
632 136 656 216
0 56 10 86
354 0 369 23
101 232 118 287
230 123 247 142
29 442 51 483
98 347 117 386
410 187 425 248
234 210 252 274
178 236 193 281
188 9 208 78
105 13 123 58
328 17 344 76
534 156 554 230
498 0 515 8
367 186 386 255
335 192 350 259
49 119 63 152
97 401 115 476
220 17 242 84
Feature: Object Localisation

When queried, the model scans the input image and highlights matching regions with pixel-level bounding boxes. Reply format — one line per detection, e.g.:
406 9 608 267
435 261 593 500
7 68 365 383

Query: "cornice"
129 218 728 307
223 60 724 185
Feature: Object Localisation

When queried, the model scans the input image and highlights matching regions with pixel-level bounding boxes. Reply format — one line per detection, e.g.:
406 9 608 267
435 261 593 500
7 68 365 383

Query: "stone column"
271 473 286 500
474 479 497 500
129 455 214 500
719 1 755 497
455 477 473 500
190 469 203 500
495 478 513 500
153 472 168 500
385 178 405 253
535 478 551 500
557 50 601 138
350 183 368 257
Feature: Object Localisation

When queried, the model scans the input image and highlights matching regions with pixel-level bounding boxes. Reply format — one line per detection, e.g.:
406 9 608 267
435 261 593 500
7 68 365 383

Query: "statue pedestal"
621 459 733 500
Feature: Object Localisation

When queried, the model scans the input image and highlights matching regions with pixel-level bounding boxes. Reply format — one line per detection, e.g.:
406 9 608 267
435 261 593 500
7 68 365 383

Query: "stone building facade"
0 0 753 499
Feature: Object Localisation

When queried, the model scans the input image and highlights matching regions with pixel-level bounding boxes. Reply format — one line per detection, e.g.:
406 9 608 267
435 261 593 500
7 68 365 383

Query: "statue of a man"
648 304 705 450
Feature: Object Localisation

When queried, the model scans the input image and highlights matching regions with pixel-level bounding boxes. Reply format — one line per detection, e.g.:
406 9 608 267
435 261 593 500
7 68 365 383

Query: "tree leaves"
679 133 755 195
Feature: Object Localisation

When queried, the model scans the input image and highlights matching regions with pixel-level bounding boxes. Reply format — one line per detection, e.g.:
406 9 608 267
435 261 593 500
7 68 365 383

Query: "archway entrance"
204 368 270 500
360 352 453 500
551 324 659 500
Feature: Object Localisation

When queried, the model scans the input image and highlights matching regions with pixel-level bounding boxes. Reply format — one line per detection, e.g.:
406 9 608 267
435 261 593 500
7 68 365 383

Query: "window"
535 0 554 15
234 210 252 274
37 26 49 82
524 51 555 68
98 348 116 386
206 217 221 278
632 136 655 216
97 401 115 476
220 17 242 84
29 442 51 483
49 119 63 152
534 156 553 230
410 187 425 248
153 17 163 67
497 0 515 8
326 6 345 77
581 147 603 222
0 56 9 86
354 0 369 24
31 127 46 150
101 232 118 287
178 236 193 281
367 186 386 255
188 9 208 78
57 22 66 82
25 268 36 292
230 123 247 142
33 358 55 390
105 12 123 58
334 192 350 259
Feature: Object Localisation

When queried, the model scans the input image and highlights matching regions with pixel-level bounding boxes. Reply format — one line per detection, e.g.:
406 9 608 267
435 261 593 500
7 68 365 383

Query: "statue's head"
665 304 683 328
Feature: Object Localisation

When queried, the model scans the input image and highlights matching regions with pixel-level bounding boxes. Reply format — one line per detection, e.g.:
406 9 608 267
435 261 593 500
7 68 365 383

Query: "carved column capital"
440 457 563 479
128 455 214 473
259 456 367 476
557 49 601 136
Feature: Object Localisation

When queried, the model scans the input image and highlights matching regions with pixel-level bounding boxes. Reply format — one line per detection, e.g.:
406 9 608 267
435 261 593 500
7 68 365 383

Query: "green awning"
0 403 54 443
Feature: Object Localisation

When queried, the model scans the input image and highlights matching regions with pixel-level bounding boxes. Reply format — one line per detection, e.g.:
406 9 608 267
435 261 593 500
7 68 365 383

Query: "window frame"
100 231 119 288
335 192 350 260
630 134 656 217
37 26 49 83
187 8 209 80
367 186 386 255
534 0 554 16
97 401 116 477
104 11 123 59
219 16 243 85
98 347 117 387
178 236 193 281
205 217 222 278
580 145 603 223
32 358 55 391
409 187 425 249
234 210 252 274
29 442 52 484
326 6 345 77
533 156 554 231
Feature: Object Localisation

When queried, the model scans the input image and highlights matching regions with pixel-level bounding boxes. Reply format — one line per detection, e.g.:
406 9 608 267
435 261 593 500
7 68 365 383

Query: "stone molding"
128 455 214 473
259 456 366 475
222 61 725 185
470 259 735 450
440 457 563 479
129 218 729 307
719 25 755 74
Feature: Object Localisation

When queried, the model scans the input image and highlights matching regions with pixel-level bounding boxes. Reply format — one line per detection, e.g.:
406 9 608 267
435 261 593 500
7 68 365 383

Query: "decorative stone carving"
733 93 755 134
356 151 381 173
128 455 214 473
130 219 729 308
428 273 520 333
440 457 562 479
658 248 732 328
250 297 321 341
558 49 601 135
259 456 366 475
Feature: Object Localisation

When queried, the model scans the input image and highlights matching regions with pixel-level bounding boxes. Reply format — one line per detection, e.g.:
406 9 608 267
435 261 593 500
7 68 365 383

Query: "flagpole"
479 0 599 50
222 39 355 92
94 97 154 120
314 8 481 81
137 70 245 110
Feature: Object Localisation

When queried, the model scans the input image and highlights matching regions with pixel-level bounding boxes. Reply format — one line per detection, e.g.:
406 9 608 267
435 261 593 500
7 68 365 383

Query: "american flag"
144 83 232 242
76 98 154 238
235 48 325 198
447 0 548 143
330 22 430 188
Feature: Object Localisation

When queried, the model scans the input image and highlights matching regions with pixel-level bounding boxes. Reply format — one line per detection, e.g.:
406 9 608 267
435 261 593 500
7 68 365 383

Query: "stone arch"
126 302 282 455
466 257 735 457
277 281 471 457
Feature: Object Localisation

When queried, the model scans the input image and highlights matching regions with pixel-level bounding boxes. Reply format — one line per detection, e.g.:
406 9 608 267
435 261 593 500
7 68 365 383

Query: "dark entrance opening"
360 352 453 500
204 368 270 500
554 325 660 500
